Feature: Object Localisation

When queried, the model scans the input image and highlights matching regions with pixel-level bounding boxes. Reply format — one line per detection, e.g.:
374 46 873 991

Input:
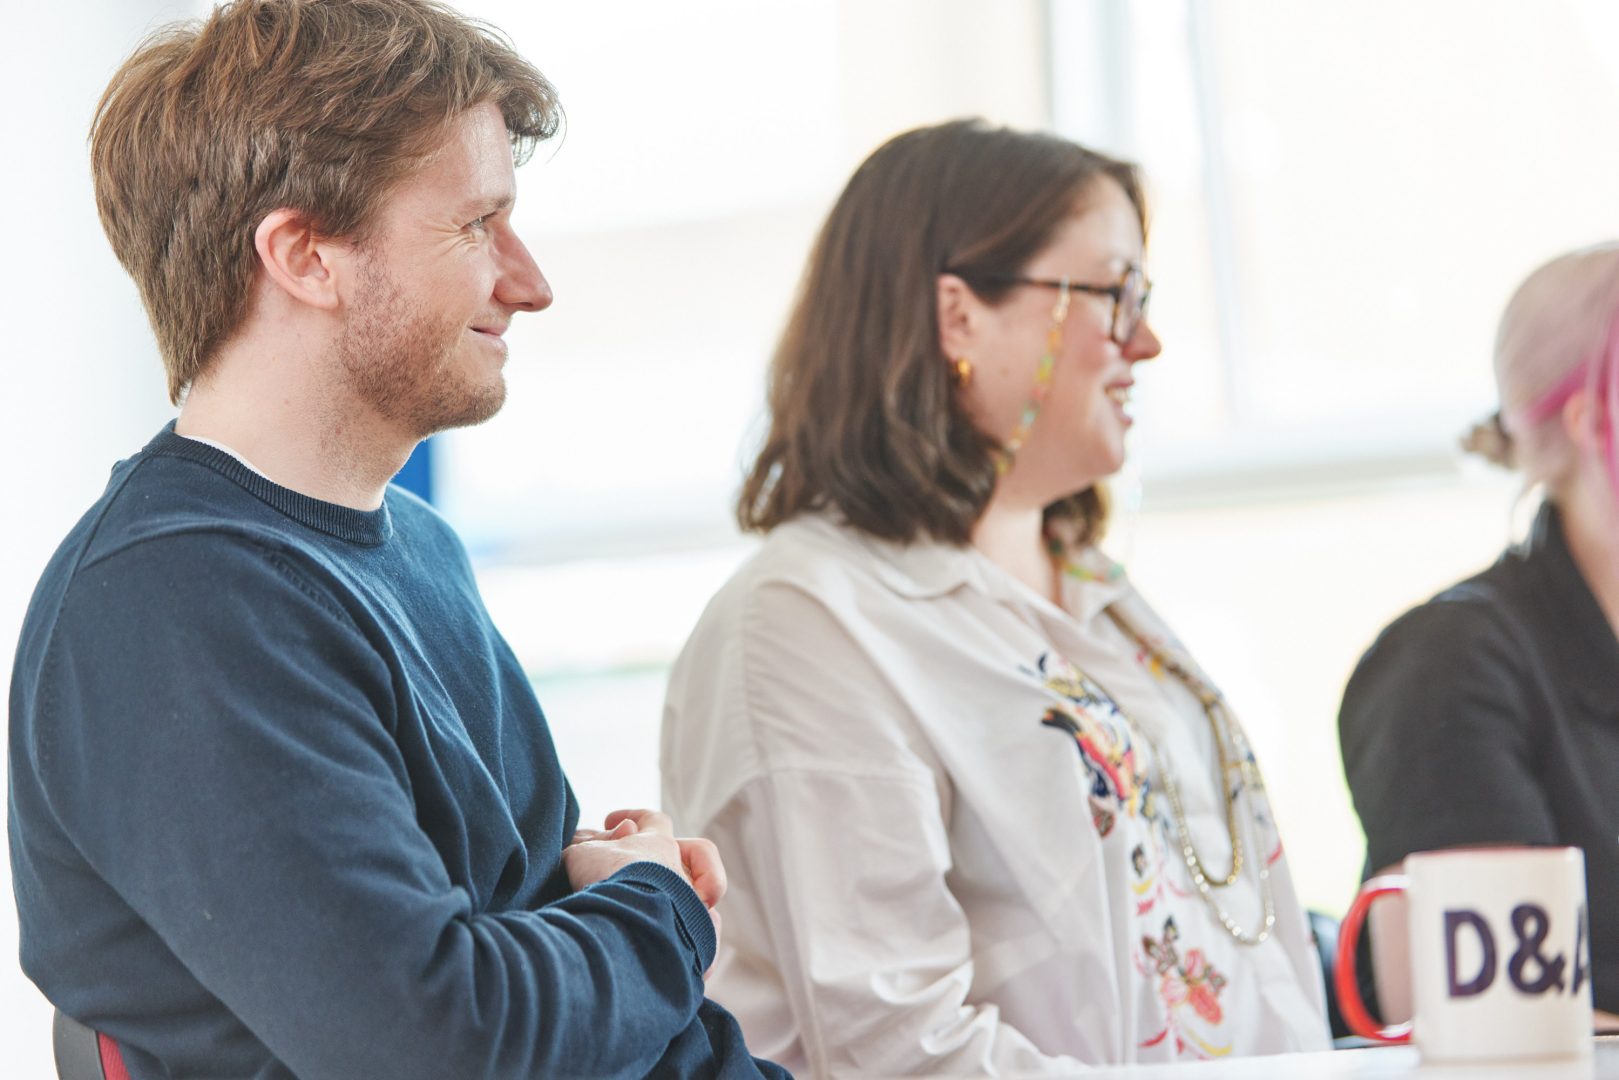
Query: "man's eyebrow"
459 193 515 218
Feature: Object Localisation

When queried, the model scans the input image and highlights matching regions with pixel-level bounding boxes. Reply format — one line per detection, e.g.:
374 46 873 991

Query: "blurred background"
4 0 1618 1069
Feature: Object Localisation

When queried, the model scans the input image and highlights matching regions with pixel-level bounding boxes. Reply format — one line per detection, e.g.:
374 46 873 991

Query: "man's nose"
497 230 552 312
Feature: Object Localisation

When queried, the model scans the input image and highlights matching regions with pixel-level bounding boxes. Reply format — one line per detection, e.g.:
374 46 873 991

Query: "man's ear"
936 273 981 360
253 209 345 312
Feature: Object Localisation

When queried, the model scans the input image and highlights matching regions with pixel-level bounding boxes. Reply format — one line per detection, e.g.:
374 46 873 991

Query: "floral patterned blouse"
661 513 1330 1076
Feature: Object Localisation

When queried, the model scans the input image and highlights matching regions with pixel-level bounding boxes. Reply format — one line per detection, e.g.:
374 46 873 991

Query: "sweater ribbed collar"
145 422 394 546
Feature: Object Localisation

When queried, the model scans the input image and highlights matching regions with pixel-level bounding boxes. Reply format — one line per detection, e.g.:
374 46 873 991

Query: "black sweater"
1340 500 1619 1014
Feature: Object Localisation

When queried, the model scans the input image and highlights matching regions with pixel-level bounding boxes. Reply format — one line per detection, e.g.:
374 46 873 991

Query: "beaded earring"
994 277 1071 476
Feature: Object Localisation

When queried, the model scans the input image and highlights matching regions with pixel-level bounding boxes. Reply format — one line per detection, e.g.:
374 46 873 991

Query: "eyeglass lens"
1113 269 1149 344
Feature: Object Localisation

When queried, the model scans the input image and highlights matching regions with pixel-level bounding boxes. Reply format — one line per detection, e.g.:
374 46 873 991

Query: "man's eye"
467 215 490 232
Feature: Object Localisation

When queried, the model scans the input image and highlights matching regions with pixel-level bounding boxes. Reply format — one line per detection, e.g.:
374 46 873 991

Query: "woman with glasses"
660 119 1330 1075
1340 243 1619 1030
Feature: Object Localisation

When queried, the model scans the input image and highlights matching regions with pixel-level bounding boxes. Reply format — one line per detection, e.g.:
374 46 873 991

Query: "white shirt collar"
800 511 1133 623
176 433 271 479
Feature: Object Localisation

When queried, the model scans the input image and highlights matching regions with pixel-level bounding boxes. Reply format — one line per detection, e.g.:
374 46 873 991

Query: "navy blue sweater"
8 425 786 1079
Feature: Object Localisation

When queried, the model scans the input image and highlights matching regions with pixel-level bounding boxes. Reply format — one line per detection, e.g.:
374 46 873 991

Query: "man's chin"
415 380 507 438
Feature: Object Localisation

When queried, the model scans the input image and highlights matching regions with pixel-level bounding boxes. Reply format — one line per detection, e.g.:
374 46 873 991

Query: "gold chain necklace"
1067 601 1277 946
1113 612 1246 889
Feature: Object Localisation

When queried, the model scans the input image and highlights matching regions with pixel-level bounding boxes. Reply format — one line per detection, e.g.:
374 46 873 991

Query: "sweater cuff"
608 861 717 973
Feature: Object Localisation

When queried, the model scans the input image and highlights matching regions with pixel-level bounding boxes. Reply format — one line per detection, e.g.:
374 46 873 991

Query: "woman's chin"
1077 447 1128 488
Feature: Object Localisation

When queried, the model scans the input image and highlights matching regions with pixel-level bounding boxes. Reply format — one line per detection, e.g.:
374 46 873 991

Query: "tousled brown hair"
90 0 560 403
737 118 1145 547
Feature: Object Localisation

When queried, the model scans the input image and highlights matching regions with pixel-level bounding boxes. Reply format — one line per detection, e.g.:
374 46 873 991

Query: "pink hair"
1489 247 1619 508
1508 301 1619 506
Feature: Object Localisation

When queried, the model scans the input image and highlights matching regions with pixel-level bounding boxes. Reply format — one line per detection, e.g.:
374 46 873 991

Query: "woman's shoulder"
726 513 971 605
672 514 994 709
663 515 951 808
745 513 880 579
1380 562 1522 649
1343 561 1530 712
677 515 907 651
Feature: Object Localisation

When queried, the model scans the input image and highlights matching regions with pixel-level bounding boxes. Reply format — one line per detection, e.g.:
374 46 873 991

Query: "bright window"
1054 0 1619 491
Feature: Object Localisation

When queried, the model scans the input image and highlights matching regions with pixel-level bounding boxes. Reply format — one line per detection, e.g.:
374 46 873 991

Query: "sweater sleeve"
1338 593 1559 876
29 533 720 1080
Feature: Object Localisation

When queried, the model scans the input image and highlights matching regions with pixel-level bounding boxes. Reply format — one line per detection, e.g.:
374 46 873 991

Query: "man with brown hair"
7 2 787 1077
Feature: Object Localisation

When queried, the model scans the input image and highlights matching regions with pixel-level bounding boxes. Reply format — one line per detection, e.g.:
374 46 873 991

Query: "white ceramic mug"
1336 846 1594 1062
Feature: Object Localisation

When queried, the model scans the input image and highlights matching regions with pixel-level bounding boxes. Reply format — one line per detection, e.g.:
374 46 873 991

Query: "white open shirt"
662 512 1329 1077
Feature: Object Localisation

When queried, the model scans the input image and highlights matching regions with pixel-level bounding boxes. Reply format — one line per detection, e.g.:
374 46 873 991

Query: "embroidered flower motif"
1138 917 1232 1058
1130 838 1173 915
1142 916 1181 973
1168 949 1228 1025
1028 653 1151 837
1088 799 1117 838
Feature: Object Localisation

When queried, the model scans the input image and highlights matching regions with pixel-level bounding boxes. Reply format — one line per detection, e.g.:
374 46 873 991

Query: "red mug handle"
1334 874 1414 1043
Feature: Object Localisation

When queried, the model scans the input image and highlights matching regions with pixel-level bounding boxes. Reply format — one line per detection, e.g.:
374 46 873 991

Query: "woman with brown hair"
661 119 1330 1075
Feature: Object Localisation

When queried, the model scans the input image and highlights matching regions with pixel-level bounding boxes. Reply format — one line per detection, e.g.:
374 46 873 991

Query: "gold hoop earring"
952 357 973 386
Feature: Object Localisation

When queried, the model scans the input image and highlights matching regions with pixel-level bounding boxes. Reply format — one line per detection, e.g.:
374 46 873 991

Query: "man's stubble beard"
334 258 507 442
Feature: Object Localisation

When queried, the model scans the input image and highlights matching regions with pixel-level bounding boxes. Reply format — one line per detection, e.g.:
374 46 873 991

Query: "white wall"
2 1 201 1070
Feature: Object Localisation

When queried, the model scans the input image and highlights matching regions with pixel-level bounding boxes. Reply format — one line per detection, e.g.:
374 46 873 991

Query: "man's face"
333 102 550 440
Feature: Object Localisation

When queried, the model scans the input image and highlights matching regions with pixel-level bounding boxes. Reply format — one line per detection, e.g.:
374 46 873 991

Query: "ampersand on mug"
1443 902 1591 999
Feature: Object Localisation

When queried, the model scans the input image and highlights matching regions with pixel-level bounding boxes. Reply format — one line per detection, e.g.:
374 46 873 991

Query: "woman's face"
943 177 1162 508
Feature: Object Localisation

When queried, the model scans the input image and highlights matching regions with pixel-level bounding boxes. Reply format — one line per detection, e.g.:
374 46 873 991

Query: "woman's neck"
971 497 1060 604
1555 481 1619 641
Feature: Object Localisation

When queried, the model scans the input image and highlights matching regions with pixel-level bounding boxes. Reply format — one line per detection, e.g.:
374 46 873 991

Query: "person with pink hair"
1339 242 1619 1031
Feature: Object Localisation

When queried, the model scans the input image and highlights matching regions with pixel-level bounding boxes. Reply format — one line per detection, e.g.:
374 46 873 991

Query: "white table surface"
994 1037 1619 1079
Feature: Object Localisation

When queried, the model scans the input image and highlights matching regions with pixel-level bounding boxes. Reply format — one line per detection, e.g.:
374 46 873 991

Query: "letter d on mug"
1336 846 1593 1063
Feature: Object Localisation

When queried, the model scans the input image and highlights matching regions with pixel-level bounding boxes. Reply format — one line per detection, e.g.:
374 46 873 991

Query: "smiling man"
7 2 785 1078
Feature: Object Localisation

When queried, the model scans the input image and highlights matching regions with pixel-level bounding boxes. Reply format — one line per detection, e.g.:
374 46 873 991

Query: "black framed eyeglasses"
953 267 1152 346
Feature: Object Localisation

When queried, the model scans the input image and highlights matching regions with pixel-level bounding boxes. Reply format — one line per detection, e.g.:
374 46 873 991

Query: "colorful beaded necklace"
1051 556 1277 946
1103 605 1276 945
994 277 1070 476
